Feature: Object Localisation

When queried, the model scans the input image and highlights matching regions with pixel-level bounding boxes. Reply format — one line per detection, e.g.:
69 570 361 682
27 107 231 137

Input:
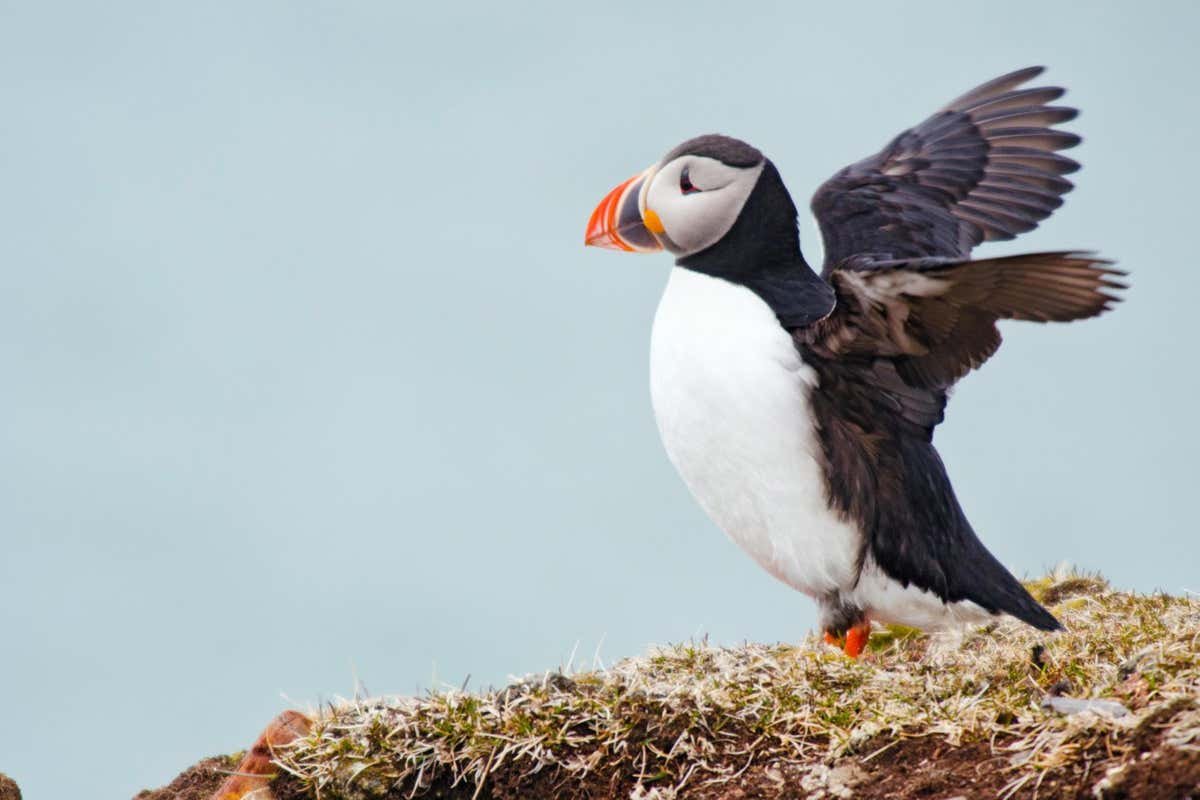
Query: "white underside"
649 267 991 631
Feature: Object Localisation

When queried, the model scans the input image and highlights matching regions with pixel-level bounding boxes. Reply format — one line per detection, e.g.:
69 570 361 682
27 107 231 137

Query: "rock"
827 763 868 798
0 773 20 800
799 762 867 799
629 787 676 800
1042 696 1129 718
497 671 577 707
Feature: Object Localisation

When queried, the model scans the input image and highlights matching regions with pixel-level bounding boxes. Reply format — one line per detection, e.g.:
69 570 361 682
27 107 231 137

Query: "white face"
642 155 764 258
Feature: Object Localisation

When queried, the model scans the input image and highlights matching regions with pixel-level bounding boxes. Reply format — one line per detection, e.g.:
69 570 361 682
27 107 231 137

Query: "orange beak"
584 166 663 253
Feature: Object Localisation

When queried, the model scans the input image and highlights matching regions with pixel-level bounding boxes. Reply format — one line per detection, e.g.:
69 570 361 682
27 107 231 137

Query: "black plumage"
811 66 1082 267
679 68 1124 633
794 68 1124 632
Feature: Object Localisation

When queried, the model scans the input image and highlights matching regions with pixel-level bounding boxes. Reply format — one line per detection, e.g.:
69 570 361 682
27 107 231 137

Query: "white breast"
649 267 861 598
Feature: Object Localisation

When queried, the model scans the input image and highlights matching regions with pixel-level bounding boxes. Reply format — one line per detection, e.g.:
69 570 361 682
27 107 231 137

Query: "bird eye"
680 165 701 195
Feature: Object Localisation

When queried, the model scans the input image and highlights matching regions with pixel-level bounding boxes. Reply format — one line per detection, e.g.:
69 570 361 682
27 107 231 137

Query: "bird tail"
1000 579 1062 631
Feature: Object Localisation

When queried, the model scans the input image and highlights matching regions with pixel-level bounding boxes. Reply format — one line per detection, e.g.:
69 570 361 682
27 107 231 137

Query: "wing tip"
1049 251 1129 317
1055 250 1126 273
943 65 1051 111
1028 601 1064 632
1007 584 1063 632
1031 610 1065 632
1014 64 1048 82
988 65 1049 87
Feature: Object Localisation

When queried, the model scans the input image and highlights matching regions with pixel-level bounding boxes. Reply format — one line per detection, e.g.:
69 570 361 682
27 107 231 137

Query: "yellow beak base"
643 208 665 235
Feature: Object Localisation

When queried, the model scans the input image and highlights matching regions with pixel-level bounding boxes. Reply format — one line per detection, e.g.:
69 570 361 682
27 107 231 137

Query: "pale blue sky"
1 3 1196 797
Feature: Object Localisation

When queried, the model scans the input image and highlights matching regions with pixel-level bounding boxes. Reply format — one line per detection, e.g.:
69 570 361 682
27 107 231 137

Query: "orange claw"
210 710 313 800
844 622 871 659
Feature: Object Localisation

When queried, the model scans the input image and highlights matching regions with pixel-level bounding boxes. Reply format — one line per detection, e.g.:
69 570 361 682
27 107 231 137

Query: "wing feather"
795 70 1117 630
811 67 1082 270
800 252 1125 401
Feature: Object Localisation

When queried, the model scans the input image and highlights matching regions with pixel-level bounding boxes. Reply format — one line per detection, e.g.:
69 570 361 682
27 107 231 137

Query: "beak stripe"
617 177 659 250
583 174 636 251
584 166 664 253
605 175 635 251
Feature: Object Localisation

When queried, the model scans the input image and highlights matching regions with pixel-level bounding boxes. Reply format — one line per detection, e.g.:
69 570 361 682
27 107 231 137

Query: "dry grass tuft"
273 571 1200 799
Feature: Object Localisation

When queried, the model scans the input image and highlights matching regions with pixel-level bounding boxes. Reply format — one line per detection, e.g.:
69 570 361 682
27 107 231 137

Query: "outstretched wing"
802 252 1125 398
794 254 1121 631
796 252 1121 630
811 66 1080 272
796 70 1121 629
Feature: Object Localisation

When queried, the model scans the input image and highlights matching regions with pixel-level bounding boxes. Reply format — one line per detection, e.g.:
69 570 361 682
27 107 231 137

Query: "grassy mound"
253 572 1200 799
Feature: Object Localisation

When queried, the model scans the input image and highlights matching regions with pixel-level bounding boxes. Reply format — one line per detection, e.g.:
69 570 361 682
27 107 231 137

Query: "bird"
583 66 1124 658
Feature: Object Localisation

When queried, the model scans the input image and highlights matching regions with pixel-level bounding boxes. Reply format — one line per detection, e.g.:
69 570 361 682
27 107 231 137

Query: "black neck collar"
675 160 835 329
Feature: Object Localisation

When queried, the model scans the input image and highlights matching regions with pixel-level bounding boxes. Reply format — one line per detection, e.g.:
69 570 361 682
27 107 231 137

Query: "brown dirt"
134 756 238 800
0 773 21 800
142 727 1199 800
137 575 1200 800
141 672 1200 800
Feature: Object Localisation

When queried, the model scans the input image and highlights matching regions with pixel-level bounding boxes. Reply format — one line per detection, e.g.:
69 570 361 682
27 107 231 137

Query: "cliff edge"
138 573 1200 800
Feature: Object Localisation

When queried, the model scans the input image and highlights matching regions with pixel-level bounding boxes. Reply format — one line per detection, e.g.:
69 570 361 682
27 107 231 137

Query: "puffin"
584 67 1123 657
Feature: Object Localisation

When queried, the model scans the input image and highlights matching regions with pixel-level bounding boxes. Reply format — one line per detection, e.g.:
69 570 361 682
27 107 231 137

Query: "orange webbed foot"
823 622 871 659
210 710 312 800
843 621 871 659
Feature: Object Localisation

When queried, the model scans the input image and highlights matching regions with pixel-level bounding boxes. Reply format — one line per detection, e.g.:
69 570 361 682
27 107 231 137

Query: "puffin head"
585 134 802 276
586 134 832 323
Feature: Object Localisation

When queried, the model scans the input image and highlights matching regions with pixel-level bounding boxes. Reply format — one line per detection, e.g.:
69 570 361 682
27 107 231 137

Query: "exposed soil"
143 726 1200 800
134 756 238 800
136 576 1200 800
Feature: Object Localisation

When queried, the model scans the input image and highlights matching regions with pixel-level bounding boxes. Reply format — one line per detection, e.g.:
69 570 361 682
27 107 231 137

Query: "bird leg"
209 710 312 800
823 620 872 659
843 620 871 659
